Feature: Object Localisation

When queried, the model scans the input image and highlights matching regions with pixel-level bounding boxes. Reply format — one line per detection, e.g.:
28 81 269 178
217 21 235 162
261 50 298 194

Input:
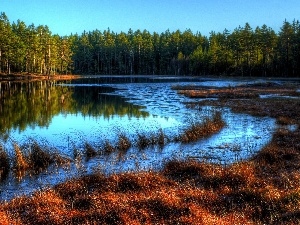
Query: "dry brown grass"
13 143 29 178
2 128 300 224
176 111 225 143
3 133 300 224
7 142 71 180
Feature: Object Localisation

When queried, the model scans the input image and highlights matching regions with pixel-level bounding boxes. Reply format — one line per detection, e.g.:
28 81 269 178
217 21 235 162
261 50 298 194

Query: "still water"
0 76 276 200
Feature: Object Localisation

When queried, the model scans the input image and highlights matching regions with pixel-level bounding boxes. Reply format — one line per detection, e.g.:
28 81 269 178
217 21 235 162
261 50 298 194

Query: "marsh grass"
2 126 300 224
29 142 54 173
136 133 151 150
13 143 29 177
178 88 260 99
176 111 225 143
103 140 116 154
116 133 131 153
84 142 97 159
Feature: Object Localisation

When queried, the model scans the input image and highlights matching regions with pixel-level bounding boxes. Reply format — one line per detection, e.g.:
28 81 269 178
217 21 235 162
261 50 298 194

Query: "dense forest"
0 12 300 77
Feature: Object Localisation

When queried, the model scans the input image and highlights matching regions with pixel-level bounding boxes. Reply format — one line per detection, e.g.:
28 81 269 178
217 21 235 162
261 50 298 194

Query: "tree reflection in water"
0 80 149 141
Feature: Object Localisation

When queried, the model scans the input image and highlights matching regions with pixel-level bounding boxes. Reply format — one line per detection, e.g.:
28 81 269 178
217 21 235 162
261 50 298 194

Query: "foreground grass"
1 82 300 224
2 131 300 223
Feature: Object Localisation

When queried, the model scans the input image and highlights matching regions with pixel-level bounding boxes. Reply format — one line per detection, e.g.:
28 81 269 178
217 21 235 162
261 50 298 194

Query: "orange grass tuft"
13 143 29 178
176 111 225 143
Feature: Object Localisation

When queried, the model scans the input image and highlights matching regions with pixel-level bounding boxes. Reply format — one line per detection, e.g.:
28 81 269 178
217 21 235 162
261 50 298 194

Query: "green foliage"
0 12 300 76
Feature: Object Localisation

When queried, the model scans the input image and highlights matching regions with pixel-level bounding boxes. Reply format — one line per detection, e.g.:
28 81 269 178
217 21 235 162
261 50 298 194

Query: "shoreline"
0 73 82 82
1 73 300 84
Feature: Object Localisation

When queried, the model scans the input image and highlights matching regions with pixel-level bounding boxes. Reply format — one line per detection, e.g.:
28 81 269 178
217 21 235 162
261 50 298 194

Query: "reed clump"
29 142 53 172
103 140 116 154
12 143 29 176
116 133 131 153
136 133 151 150
157 128 166 148
176 111 225 143
136 129 168 150
84 142 98 159
52 152 72 167
8 141 71 179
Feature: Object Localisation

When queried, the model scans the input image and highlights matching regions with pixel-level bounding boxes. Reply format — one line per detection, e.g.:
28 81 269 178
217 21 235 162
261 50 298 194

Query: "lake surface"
0 76 277 200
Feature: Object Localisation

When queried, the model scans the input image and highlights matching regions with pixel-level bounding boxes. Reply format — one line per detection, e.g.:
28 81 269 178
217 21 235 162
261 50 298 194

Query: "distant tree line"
1 12 300 77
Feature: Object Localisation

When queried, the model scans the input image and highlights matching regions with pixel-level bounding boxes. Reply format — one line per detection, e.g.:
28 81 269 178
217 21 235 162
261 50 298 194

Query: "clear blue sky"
1 0 299 36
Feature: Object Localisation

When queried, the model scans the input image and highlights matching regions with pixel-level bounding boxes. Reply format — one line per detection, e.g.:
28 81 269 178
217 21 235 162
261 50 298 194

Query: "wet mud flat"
1 78 300 224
